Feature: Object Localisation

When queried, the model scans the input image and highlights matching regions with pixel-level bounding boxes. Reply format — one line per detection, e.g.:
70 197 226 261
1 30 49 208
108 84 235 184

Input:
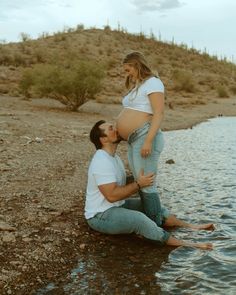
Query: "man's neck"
102 144 117 157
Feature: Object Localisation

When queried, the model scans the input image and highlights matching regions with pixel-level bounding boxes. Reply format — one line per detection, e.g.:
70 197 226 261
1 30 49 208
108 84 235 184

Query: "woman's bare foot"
189 223 215 231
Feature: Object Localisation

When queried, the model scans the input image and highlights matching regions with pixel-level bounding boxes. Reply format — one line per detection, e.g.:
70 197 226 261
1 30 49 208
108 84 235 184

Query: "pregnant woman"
116 51 165 226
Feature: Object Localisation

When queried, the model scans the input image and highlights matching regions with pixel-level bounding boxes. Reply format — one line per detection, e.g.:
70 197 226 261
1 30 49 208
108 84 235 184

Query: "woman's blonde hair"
123 51 157 89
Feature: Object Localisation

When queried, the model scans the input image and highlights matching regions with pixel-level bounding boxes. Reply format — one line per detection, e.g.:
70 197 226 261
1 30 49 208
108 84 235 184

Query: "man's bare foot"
166 236 213 250
190 223 215 231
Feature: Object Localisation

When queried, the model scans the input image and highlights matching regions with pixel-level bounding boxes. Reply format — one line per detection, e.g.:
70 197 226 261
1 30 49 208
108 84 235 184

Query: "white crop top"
122 76 164 114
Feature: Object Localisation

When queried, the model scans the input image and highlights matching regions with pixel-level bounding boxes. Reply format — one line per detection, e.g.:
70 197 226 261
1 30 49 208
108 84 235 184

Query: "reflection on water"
37 117 236 294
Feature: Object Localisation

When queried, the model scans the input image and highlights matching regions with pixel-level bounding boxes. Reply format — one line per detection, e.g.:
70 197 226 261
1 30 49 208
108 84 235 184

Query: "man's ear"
100 136 107 145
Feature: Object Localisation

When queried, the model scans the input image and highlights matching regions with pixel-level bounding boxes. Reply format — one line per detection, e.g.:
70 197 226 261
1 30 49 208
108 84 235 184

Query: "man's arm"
98 170 154 203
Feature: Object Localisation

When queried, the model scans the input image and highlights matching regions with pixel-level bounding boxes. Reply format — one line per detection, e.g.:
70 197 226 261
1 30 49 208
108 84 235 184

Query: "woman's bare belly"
116 108 152 140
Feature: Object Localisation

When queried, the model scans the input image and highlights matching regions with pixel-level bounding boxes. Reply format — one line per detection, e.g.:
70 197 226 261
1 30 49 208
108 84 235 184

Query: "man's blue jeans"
87 198 170 244
127 122 164 226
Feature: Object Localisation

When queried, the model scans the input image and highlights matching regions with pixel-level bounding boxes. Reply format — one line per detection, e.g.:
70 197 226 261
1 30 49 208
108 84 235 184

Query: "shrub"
106 47 112 56
76 24 84 31
13 53 27 66
217 85 229 98
53 32 67 42
0 51 13 66
19 69 35 98
19 32 31 42
230 85 236 95
34 49 46 63
172 70 196 92
104 25 111 32
19 62 105 111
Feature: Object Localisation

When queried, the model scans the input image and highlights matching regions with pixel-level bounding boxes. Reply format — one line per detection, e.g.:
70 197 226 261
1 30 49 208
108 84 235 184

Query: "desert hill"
0 26 236 110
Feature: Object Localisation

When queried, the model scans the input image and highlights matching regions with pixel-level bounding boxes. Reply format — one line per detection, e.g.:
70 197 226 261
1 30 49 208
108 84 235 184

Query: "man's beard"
112 134 123 144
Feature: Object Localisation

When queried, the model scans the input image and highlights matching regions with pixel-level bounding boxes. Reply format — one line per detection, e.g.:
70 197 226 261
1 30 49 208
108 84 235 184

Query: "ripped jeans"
127 122 164 226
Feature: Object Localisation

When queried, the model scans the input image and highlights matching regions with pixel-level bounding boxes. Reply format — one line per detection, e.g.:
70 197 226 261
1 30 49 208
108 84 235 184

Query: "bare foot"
190 223 215 231
167 237 213 250
195 243 213 250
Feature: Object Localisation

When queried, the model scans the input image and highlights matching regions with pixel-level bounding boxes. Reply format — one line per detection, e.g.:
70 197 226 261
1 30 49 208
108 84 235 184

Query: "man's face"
99 123 119 144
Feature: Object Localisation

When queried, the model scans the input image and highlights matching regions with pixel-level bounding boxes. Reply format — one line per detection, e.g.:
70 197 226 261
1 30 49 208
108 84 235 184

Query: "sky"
0 0 235 62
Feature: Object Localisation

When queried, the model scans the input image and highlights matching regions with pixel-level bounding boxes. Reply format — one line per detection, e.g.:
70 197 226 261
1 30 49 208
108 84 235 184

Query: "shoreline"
79 97 236 131
0 95 236 294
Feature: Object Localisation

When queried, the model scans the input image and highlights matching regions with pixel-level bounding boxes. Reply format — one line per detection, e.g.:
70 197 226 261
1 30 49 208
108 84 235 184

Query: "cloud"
0 0 43 20
131 0 184 12
0 0 70 16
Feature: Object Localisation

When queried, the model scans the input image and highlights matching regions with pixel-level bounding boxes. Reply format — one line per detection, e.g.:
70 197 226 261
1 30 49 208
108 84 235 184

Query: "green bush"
13 53 27 66
76 24 84 31
0 47 14 65
19 61 104 111
230 85 236 95
19 69 35 98
172 70 196 92
217 85 229 98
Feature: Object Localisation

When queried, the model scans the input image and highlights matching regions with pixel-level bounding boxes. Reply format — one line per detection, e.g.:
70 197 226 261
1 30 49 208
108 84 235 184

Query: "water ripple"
157 117 236 294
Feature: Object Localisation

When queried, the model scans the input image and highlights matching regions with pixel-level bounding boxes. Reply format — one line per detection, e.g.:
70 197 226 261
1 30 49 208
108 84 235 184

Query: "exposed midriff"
116 108 152 140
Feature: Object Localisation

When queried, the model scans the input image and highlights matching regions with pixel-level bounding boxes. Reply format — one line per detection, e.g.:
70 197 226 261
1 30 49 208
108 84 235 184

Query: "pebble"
22 237 33 243
79 243 86 250
2 232 16 243
165 159 175 164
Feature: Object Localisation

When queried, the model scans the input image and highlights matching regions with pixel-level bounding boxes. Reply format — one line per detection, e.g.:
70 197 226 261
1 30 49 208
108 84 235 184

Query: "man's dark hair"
89 120 106 150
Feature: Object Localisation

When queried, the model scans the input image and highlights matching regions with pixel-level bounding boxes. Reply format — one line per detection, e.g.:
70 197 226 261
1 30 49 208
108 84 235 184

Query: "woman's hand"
141 141 152 158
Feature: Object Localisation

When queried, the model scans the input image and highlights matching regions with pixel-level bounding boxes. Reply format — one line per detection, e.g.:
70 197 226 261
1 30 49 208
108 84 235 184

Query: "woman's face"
123 64 138 82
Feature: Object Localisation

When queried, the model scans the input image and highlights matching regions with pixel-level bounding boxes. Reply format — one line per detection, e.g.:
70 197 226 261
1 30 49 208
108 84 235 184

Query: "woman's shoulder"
143 76 164 91
145 76 163 83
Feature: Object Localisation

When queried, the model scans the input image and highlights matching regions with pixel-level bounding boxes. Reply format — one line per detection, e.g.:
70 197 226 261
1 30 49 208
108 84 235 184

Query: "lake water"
155 116 236 294
37 117 236 294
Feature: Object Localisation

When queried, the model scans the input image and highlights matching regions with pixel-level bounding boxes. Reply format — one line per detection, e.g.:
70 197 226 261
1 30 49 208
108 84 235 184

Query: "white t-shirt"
122 76 164 114
85 149 126 219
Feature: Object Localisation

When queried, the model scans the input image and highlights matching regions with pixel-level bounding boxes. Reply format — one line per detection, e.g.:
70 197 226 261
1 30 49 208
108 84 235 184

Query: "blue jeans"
87 198 170 244
127 122 164 225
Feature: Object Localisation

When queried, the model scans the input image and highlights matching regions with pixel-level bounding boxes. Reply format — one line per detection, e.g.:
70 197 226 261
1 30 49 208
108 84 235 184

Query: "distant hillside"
0 26 236 109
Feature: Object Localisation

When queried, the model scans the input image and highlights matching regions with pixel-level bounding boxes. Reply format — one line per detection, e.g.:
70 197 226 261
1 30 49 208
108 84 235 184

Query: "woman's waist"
128 122 163 144
127 122 150 144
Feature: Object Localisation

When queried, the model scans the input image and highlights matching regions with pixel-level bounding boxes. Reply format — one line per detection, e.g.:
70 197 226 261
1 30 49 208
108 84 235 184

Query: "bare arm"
141 92 164 157
98 170 154 203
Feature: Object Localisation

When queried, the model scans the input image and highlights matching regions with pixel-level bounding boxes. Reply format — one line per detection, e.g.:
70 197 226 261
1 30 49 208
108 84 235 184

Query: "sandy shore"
0 95 236 294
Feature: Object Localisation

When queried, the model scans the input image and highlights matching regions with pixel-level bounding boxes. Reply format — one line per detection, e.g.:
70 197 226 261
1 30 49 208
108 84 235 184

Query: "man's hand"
98 169 155 203
137 169 155 188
